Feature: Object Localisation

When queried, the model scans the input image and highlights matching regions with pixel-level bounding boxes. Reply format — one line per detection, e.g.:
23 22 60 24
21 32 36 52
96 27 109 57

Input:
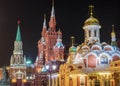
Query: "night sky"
0 0 119 67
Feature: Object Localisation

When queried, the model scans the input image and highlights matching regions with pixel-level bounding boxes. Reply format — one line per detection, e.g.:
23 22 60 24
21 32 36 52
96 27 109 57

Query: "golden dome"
111 32 115 36
111 25 116 36
84 16 99 26
84 5 100 26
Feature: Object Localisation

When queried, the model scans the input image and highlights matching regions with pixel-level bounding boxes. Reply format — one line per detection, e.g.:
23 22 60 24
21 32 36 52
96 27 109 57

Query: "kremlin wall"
0 1 120 86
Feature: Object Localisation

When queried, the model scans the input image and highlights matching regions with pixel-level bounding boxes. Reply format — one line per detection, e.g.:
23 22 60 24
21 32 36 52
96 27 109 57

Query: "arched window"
88 54 96 68
100 55 108 64
112 55 120 61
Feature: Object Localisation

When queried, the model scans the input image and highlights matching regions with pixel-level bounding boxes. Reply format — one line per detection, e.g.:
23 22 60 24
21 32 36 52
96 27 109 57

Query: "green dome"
69 46 77 52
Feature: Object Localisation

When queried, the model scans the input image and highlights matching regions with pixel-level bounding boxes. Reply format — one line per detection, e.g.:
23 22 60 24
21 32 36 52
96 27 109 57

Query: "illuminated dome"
84 16 100 26
69 46 77 52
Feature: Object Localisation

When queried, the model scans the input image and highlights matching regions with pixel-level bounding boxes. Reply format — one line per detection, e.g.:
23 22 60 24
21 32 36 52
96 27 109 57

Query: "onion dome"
111 25 116 36
69 46 77 52
84 17 99 26
84 5 100 26
69 36 76 52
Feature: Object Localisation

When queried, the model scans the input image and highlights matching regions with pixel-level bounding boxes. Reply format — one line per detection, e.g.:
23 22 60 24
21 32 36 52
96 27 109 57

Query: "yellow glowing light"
98 71 111 75
22 79 27 83
12 78 17 83
69 75 72 77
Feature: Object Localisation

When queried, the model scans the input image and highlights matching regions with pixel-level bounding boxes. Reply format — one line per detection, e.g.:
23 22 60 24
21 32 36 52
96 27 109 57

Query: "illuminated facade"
9 21 26 80
34 0 65 73
34 1 65 86
0 1 119 86
59 5 120 86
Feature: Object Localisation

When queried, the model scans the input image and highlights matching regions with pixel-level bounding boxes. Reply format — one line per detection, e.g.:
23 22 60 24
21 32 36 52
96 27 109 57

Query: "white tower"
83 5 101 45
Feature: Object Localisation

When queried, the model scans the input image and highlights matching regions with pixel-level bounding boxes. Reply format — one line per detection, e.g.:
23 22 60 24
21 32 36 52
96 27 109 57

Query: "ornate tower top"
41 14 47 37
84 5 100 26
54 29 64 49
43 14 47 28
51 0 55 17
111 24 116 36
71 36 75 46
49 0 56 30
69 36 76 52
83 5 101 44
111 24 117 47
16 20 22 41
89 5 94 17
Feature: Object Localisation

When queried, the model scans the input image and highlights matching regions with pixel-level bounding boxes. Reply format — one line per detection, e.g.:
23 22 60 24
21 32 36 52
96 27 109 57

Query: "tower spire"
43 14 47 28
71 36 75 46
16 20 22 41
89 5 94 17
111 24 117 47
111 24 116 37
41 14 47 37
51 0 55 17
49 0 56 30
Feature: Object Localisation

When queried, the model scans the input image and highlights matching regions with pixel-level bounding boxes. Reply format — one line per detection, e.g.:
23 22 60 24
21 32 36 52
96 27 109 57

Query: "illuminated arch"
112 53 120 61
103 45 114 51
91 45 102 51
86 52 98 68
81 45 90 52
99 53 110 64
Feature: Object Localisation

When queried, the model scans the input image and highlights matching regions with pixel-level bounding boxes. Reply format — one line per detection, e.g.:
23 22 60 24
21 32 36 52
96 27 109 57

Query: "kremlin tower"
10 20 26 79
34 0 65 73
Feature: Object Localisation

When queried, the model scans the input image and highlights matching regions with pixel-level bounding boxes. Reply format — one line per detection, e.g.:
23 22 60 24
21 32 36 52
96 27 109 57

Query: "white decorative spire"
43 14 47 28
51 0 55 17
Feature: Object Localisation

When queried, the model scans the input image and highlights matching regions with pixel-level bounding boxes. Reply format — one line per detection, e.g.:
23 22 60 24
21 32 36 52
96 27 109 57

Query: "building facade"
34 0 65 73
34 1 65 86
59 5 120 86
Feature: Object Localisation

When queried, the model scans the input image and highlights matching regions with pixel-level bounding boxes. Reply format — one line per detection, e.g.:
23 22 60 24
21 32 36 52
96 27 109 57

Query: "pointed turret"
16 20 22 41
43 14 47 28
41 14 47 37
54 29 64 49
53 29 64 61
49 0 56 31
13 20 23 54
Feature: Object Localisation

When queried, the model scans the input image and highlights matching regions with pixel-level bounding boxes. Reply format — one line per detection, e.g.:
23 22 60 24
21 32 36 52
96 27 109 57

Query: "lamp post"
46 64 56 86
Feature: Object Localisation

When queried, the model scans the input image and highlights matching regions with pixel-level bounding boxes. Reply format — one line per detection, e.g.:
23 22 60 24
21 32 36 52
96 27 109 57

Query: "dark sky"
0 0 119 67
